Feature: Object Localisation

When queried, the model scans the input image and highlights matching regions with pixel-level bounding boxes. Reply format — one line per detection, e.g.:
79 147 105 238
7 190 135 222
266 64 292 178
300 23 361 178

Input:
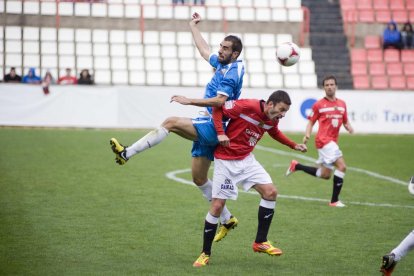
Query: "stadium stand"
341 0 414 90
301 0 353 89
1 0 318 88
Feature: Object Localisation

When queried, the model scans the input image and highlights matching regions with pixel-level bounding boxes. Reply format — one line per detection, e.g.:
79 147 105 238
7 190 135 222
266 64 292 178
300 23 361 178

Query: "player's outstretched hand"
295 143 307 153
218 134 230 147
170 95 190 105
191 12 201 25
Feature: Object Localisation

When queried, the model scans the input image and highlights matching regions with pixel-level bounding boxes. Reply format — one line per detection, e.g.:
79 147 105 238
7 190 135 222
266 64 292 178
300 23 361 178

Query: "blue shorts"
191 116 220 161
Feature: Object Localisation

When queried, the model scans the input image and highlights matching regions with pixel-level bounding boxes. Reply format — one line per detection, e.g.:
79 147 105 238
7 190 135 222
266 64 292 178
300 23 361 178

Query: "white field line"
165 145 413 209
255 145 408 186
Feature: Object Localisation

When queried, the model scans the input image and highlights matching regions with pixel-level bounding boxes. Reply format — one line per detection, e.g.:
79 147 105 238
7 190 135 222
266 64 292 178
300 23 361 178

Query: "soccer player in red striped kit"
193 90 307 267
285 75 354 207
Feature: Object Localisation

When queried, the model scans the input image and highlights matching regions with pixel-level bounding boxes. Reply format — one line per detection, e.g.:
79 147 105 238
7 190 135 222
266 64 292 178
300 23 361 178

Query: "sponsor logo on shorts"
221 178 234 190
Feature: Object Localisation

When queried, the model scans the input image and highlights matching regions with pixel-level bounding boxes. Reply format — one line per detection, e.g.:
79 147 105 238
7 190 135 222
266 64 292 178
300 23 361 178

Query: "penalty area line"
165 168 414 209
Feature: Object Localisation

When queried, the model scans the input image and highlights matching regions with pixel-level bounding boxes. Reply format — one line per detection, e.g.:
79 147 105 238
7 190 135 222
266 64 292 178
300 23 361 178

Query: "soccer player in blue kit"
110 12 244 241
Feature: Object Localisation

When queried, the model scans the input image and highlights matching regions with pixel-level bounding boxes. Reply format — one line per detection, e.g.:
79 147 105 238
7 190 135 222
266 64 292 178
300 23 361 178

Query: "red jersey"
308 97 349 149
213 99 297 160
58 76 77 85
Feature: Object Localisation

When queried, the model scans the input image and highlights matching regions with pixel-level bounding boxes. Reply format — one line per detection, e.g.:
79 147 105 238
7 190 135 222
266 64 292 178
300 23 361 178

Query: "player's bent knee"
161 116 179 130
337 166 347 173
192 177 208 186
263 185 277 200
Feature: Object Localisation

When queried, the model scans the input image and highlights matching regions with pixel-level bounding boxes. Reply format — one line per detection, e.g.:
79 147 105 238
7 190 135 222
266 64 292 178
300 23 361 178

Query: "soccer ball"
275 42 301 67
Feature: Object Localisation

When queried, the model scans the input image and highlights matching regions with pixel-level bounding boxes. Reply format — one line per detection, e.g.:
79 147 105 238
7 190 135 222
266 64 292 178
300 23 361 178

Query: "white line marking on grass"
166 147 414 211
255 145 408 186
165 168 414 209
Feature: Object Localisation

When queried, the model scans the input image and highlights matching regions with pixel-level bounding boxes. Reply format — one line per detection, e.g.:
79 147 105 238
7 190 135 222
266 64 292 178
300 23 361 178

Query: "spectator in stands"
172 0 185 4
3 67 22 83
22 68 41 84
58 68 77 85
193 0 205 5
41 70 55 95
77 69 94 85
42 70 56 85
383 21 402 50
401 22 414 49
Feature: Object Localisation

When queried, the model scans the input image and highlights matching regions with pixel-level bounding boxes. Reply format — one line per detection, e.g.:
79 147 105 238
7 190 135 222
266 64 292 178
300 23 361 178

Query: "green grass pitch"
0 128 413 275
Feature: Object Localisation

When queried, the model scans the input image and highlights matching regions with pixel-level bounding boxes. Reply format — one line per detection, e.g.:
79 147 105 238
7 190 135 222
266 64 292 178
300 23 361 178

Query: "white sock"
198 180 232 224
260 198 276 209
220 205 232 224
316 168 322 178
391 229 414 261
198 180 212 201
126 127 169 158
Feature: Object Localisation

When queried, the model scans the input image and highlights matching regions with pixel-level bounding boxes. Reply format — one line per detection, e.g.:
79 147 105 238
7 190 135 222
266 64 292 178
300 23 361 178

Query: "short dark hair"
224 35 243 56
322 75 337 86
267 90 291 106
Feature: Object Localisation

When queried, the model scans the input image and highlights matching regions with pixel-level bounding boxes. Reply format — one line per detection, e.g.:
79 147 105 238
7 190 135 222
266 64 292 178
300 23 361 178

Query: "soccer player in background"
380 228 414 275
285 75 354 207
110 12 244 241
193 90 307 267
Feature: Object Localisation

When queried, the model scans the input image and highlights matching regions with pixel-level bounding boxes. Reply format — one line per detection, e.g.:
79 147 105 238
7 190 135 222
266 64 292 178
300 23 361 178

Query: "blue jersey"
204 53 245 114
191 53 245 160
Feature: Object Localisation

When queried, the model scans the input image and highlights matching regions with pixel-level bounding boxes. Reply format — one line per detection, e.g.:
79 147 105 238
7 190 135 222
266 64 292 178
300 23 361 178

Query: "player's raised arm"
189 12 210 61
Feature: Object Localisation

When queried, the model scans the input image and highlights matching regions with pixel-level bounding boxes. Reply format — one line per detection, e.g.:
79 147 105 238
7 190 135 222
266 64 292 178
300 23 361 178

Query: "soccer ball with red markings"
275 42 301 67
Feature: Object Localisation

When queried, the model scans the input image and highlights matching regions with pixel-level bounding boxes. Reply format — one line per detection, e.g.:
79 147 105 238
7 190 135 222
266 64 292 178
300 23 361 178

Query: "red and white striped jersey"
308 97 349 149
213 99 297 160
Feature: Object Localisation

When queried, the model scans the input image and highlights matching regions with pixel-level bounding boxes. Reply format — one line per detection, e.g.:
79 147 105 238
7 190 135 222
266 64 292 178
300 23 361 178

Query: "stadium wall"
0 84 413 134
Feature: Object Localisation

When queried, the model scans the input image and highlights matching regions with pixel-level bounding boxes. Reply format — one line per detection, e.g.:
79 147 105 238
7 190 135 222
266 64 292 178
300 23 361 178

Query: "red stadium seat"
389 0 405 10
367 49 383 62
407 77 414 89
340 0 357 10
373 0 388 10
357 0 372 10
407 0 414 10
401 50 414 62
351 62 368 75
353 76 370 89
403 63 414 76
351 48 367 62
384 49 400 62
375 10 391 23
365 35 381 49
386 63 403 75
369 62 386 76
392 10 408 23
389 76 406 89
359 10 375 22
343 10 358 22
389 76 406 90
371 76 388 89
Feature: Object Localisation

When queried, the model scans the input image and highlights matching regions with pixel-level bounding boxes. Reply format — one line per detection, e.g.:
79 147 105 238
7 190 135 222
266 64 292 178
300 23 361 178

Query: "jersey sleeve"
342 101 349 125
308 102 319 123
209 53 219 69
212 106 225 135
